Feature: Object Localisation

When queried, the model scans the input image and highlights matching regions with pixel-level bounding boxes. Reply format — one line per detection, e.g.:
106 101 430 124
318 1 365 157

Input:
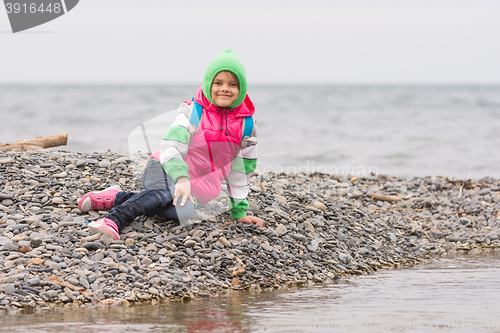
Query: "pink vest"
152 87 255 205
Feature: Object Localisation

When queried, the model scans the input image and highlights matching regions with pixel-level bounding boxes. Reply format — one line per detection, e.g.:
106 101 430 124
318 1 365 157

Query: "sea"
1 84 500 180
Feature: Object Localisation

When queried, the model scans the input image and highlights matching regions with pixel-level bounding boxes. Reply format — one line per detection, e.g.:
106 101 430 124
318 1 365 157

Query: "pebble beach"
1 150 500 314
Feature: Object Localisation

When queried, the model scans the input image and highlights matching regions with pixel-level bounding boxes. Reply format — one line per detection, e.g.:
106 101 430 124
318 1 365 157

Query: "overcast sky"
1 0 499 84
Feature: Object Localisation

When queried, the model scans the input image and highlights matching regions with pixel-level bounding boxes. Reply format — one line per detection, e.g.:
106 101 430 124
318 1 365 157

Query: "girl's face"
211 71 239 107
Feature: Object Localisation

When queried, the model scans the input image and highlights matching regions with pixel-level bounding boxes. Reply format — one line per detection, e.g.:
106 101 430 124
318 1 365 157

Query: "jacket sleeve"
226 119 258 219
160 102 194 182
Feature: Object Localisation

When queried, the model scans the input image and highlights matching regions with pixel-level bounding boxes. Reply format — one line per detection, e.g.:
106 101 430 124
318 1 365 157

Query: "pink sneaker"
88 217 120 240
78 185 121 212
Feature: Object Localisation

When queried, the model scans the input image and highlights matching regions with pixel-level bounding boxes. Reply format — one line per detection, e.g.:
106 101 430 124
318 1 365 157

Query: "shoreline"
1 150 499 314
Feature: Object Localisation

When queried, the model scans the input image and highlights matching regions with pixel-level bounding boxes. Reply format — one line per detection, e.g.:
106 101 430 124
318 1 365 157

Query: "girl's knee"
176 203 194 221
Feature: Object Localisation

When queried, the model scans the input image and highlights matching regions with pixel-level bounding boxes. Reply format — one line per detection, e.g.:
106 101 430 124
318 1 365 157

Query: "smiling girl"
78 49 262 240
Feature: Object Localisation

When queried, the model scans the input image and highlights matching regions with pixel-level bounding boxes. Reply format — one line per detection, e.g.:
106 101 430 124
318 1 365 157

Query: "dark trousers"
103 160 194 231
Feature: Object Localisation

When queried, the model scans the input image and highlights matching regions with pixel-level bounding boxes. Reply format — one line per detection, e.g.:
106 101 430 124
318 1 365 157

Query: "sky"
0 0 499 84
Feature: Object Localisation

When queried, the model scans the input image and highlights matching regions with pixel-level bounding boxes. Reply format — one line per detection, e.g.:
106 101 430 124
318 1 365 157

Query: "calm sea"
1 85 500 179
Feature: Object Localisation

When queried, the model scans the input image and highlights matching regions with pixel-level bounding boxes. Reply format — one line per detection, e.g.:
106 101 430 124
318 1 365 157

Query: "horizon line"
1 82 500 86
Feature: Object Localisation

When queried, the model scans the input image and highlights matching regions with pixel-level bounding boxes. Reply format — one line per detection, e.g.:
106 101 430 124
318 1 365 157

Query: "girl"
78 49 262 240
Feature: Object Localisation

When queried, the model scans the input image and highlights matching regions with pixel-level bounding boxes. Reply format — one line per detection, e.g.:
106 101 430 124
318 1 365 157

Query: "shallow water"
1 252 500 333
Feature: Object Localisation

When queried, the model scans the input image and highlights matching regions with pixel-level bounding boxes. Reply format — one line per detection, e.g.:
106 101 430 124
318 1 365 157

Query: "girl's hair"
214 70 239 88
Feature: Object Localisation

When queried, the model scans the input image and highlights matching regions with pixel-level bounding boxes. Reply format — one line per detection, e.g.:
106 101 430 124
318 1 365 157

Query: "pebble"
0 191 12 199
261 243 274 252
5 253 21 261
32 258 43 265
79 277 90 289
339 253 352 265
312 201 327 211
64 287 73 298
2 199 13 206
0 150 499 312
28 277 41 285
250 185 262 193
7 224 29 230
0 158 14 164
303 221 315 233
99 160 111 168
358 248 370 255
308 240 319 252
93 252 105 261
82 242 103 251
192 230 205 238
274 195 287 205
219 237 231 247
248 202 260 211
1 241 18 251
276 224 288 236
0 276 17 284
305 205 321 213
3 284 15 295
293 234 306 241
67 278 79 286
142 258 152 266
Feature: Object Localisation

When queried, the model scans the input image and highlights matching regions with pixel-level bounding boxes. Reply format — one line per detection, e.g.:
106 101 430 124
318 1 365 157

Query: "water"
1 253 500 333
1 85 500 179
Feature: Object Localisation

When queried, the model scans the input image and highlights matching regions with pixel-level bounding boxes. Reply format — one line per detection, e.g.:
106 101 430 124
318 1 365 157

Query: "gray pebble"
1 241 18 251
141 258 152 266
79 277 90 289
67 278 79 286
0 191 13 199
8 223 29 230
293 234 306 241
308 240 319 252
261 243 274 252
99 160 111 168
3 284 15 295
82 241 103 251
2 199 13 206
276 224 287 236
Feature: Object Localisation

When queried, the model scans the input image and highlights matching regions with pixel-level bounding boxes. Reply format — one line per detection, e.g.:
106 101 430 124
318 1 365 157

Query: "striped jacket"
150 87 257 219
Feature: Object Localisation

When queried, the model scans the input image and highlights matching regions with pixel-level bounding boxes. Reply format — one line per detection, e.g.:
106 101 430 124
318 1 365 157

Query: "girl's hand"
238 215 263 228
173 177 195 206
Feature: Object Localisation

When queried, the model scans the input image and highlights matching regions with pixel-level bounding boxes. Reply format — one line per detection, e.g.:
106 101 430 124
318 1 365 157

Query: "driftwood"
371 193 403 202
0 133 68 151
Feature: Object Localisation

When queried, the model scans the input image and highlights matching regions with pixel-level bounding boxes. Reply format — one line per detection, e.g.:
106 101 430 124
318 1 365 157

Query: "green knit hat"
202 49 247 108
